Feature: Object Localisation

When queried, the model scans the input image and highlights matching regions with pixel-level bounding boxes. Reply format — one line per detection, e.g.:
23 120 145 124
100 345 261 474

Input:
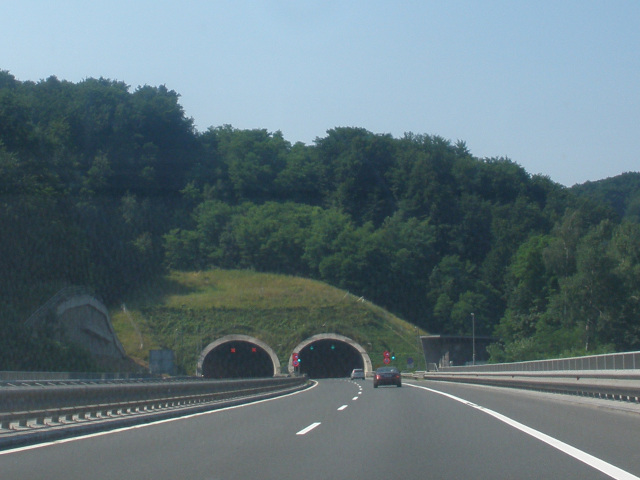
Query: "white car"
350 368 365 380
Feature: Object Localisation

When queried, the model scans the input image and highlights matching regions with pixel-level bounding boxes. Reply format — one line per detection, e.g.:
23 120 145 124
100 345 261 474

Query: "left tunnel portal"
197 335 281 378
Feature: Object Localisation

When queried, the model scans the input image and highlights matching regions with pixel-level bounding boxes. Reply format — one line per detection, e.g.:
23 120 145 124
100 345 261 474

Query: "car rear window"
376 367 398 373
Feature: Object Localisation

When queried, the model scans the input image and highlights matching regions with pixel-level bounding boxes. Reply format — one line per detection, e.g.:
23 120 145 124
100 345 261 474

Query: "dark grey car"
373 366 401 388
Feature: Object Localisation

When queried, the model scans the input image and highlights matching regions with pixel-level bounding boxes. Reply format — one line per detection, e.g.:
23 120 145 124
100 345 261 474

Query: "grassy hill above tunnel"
111 269 427 375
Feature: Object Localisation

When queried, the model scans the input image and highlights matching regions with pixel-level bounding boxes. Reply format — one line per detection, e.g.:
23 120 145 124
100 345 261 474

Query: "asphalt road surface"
2 378 640 479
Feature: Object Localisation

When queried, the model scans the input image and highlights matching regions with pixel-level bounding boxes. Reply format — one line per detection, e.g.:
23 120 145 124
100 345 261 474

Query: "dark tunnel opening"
298 339 364 378
201 341 274 378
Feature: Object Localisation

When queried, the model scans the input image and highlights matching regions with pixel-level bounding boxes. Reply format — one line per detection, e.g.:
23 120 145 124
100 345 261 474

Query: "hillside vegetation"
1 70 639 370
571 172 640 222
111 270 427 374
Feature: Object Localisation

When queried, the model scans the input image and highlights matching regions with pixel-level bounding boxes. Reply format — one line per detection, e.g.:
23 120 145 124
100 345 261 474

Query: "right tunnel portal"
292 335 372 378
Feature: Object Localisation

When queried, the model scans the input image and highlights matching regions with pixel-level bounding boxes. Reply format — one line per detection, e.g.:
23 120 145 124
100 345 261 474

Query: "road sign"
383 350 390 358
292 352 299 367
383 357 390 364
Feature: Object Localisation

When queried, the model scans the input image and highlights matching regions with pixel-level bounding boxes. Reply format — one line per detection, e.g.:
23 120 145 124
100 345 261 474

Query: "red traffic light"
230 347 236 353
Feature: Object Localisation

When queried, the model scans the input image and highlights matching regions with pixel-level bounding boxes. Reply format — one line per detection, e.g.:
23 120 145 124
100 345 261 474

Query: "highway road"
2 378 640 479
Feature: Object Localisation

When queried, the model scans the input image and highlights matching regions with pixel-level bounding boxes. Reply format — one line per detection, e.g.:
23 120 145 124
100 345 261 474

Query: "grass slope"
111 269 427 374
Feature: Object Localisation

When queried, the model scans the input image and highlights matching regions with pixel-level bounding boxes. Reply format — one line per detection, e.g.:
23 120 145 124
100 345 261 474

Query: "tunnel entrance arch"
196 335 281 378
289 334 372 378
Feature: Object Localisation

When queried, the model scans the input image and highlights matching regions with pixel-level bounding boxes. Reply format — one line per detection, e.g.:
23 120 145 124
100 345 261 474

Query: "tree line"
1 71 638 369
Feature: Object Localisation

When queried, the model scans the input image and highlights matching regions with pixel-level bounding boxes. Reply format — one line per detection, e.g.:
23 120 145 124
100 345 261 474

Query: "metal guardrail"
1 377 307 412
412 372 640 403
403 359 640 404
0 371 156 382
407 351 640 403
439 351 640 373
0 376 309 448
0 374 202 388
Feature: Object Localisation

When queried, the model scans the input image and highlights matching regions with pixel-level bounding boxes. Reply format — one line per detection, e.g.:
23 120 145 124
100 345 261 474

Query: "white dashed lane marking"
296 422 321 435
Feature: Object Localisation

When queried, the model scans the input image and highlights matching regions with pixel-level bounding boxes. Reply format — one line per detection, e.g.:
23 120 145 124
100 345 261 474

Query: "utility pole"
471 312 476 366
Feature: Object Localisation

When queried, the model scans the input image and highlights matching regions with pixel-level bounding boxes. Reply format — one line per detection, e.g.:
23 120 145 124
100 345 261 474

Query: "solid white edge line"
0 380 319 456
406 383 640 480
296 422 321 435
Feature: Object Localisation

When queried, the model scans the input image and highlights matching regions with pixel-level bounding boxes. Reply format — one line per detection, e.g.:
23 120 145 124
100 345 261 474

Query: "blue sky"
2 0 638 187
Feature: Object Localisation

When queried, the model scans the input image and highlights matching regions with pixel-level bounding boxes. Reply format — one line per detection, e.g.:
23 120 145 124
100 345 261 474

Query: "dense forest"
1 71 639 369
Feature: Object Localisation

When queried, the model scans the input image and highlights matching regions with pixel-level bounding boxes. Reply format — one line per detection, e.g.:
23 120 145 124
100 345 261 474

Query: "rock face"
25 287 127 362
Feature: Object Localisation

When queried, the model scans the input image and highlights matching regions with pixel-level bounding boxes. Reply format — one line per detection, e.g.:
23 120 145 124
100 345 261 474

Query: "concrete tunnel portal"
290 334 373 378
196 334 372 379
197 335 281 379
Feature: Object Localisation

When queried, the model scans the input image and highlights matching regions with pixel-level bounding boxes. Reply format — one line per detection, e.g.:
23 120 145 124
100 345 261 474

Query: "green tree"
607 222 640 348
316 128 397 226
